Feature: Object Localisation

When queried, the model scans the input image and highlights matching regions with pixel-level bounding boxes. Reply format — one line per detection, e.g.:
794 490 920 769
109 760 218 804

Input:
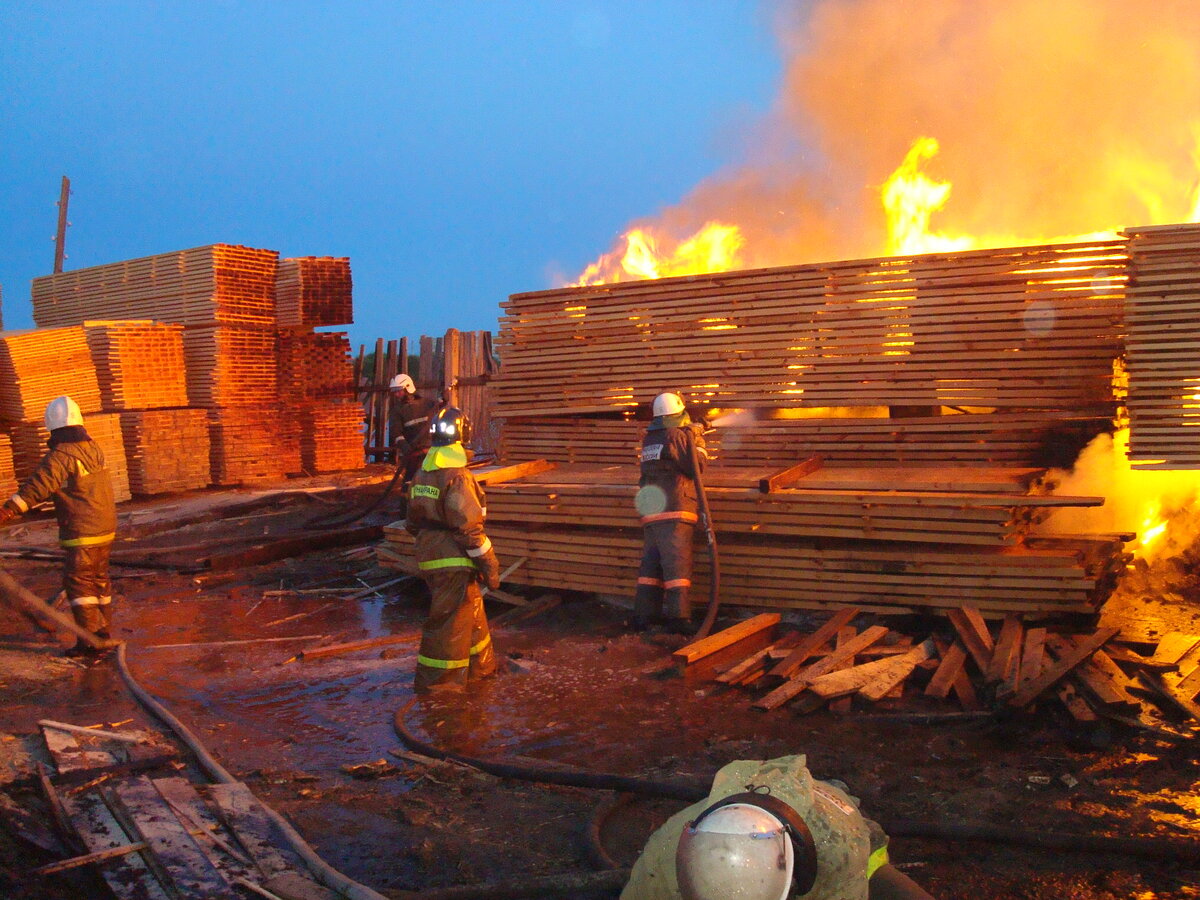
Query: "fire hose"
688 426 721 641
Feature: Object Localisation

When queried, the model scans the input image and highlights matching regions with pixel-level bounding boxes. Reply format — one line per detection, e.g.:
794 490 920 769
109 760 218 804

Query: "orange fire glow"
572 222 744 286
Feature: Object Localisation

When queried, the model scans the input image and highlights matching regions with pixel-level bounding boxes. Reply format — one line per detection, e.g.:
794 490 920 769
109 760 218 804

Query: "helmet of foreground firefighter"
390 373 416 395
45 395 84 431
676 792 819 900
430 407 471 447
652 391 686 419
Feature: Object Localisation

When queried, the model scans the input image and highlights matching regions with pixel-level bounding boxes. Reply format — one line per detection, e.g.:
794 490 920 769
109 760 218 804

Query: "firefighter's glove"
475 547 502 591
0 503 19 526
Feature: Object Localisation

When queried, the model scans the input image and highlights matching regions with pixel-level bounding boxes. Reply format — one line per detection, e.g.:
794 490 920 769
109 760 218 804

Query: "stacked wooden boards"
0 327 102 421
8 413 131 503
1123 223 1200 468
275 256 353 328
277 331 355 401
208 406 300 485
83 321 189 411
298 402 366 474
120 409 211 494
0 434 15 497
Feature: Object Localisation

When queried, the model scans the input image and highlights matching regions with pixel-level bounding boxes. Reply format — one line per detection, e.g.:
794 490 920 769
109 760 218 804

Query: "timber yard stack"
0 434 16 497
1123 223 1200 468
31 244 362 485
83 321 210 495
385 238 1139 619
274 257 361 474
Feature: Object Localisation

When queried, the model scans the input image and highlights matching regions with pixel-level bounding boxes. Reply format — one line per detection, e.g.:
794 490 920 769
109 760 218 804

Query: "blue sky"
0 2 782 348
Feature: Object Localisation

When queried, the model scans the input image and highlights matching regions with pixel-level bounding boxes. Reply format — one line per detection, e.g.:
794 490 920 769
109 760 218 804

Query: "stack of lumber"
0 327 102 421
498 410 1110 468
673 609 1200 739
0 434 15 497
182 325 279 407
32 244 279 328
494 240 1125 419
277 331 355 401
1123 223 1200 468
275 256 353 328
8 413 131 503
83 321 189 411
208 406 299 485
298 401 365 473
120 409 211 495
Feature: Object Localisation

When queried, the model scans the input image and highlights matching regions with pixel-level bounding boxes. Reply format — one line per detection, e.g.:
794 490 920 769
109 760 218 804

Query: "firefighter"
634 391 707 633
0 396 118 656
404 407 500 694
387 373 440 485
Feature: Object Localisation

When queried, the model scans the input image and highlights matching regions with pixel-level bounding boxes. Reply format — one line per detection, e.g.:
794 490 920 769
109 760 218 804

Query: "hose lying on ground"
305 463 407 530
115 644 392 900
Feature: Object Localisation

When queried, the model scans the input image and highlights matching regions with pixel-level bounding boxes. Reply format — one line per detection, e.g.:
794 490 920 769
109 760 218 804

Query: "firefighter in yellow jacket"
0 396 118 656
405 407 500 693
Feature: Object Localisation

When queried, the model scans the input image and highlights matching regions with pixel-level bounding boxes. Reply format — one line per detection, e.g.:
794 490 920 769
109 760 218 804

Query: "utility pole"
53 176 70 274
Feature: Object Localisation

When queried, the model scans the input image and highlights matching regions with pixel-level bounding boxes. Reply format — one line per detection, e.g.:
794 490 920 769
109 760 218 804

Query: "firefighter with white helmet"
633 391 708 632
0 396 118 656
404 408 500 693
622 755 929 900
387 372 440 484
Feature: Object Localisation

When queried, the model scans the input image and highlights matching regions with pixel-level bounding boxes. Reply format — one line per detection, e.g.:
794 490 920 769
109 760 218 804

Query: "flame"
573 222 744 286
881 137 975 255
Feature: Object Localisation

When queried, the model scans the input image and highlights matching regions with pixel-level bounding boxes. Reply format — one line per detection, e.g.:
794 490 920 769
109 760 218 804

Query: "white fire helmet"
676 793 818 900
44 396 83 431
652 391 686 418
390 373 416 394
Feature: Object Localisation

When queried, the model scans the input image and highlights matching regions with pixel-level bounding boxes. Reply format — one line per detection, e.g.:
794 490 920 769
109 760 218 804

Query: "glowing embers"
573 222 744 286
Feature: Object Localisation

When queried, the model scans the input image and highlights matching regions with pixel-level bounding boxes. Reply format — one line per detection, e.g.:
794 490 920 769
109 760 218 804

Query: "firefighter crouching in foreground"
388 373 440 486
404 407 500 694
0 396 119 657
622 754 933 900
634 391 708 633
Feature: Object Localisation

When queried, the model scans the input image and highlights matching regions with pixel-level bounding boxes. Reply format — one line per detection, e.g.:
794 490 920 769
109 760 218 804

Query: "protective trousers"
634 520 695 625
64 543 113 636
415 568 496 693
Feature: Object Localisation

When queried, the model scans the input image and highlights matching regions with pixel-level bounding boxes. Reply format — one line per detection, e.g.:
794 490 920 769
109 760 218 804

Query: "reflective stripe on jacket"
13 439 117 546
405 442 490 569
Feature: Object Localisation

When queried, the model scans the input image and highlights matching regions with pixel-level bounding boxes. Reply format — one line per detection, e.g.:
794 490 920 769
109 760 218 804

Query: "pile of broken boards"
11 720 339 899
675 609 1200 740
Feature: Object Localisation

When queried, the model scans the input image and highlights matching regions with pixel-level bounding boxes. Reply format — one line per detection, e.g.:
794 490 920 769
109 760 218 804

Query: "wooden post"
443 328 461 409
53 176 70 274
370 338 386 462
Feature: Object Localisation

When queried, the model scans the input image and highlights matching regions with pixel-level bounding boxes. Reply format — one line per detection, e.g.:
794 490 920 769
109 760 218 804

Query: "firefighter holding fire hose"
388 373 441 486
404 407 500 694
633 391 708 633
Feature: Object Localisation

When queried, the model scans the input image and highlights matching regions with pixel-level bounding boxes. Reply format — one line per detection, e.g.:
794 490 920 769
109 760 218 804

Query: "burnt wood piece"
1056 682 1099 723
208 782 309 880
767 607 860 680
758 456 823 493
60 788 170 900
203 526 383 571
1102 645 1177 671
947 607 995 672
1149 633 1200 667
1006 628 1119 708
1134 670 1200 723
754 625 889 710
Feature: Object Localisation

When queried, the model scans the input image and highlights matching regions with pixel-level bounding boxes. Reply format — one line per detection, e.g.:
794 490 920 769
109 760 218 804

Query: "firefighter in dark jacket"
405 407 500 693
0 396 118 656
388 373 440 485
634 391 707 633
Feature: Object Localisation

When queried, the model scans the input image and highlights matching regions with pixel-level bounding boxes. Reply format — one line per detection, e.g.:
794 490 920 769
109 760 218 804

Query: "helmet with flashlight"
430 407 471 447
676 792 818 900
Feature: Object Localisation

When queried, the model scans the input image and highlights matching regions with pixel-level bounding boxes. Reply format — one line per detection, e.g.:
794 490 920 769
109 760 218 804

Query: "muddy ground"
1 468 1199 899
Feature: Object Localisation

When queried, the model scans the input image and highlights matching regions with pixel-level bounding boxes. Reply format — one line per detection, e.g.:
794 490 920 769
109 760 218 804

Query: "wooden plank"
754 625 888 710
1134 669 1200 723
808 641 934 699
1018 627 1047 687
32 840 150 875
108 776 239 899
946 607 995 672
985 615 1023 683
60 789 171 900
41 724 119 774
1056 682 1098 723
673 613 780 667
153 777 256 876
767 607 859 679
758 456 823 493
208 782 305 879
1006 628 1119 708
829 627 858 713
1149 633 1200 666
475 459 558 486
925 641 968 699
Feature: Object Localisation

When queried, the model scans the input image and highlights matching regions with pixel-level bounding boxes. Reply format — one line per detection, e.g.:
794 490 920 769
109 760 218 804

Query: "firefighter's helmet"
652 391 686 418
430 407 471 446
45 396 83 431
390 373 416 394
676 792 818 900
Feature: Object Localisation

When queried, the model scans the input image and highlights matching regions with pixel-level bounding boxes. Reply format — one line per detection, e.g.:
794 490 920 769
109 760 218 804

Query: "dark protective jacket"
10 437 117 546
638 423 707 524
404 443 492 572
389 393 440 454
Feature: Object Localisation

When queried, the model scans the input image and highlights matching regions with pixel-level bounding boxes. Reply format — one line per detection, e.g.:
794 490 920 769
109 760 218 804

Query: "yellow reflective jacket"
404 444 491 572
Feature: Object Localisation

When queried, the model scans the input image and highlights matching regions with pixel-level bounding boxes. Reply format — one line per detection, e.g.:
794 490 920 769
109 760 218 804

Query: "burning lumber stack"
673 609 1200 738
8 413 131 503
1123 223 1200 468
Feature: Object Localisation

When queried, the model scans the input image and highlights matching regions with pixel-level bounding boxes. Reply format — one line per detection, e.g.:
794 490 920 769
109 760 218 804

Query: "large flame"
568 0 1200 284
